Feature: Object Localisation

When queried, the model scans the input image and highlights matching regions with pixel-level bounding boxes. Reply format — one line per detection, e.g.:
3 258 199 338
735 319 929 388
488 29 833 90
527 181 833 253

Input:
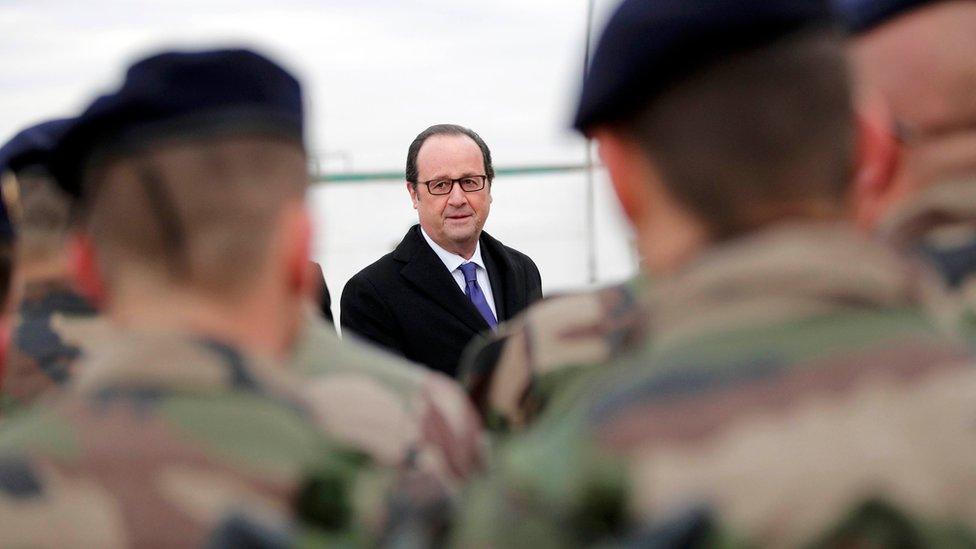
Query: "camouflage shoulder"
877 178 976 343
293 310 431 397
292 311 487 488
1 308 111 416
459 279 649 432
0 370 397 546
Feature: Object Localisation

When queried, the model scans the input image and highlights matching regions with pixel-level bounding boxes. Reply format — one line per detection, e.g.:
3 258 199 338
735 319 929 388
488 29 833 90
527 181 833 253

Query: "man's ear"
851 100 902 230
68 232 106 308
593 129 647 226
406 182 419 210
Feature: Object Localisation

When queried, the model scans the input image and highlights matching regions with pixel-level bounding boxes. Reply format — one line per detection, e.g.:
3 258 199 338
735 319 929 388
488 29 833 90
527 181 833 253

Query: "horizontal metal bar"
311 163 591 184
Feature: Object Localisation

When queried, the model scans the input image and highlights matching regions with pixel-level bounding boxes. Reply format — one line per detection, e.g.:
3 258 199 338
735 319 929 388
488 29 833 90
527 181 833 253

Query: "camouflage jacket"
880 178 976 338
292 310 486 490
0 329 412 547
452 223 976 547
460 279 649 433
0 279 102 416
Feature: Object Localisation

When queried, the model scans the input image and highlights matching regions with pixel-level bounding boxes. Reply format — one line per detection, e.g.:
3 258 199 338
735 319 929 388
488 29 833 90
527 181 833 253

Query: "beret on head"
51 48 305 198
573 0 833 134
0 118 73 176
831 0 935 33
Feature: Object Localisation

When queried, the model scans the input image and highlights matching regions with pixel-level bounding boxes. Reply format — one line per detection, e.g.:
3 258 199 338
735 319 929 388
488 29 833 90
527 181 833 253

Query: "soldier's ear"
594 129 647 226
67 232 106 308
283 204 313 297
851 98 902 231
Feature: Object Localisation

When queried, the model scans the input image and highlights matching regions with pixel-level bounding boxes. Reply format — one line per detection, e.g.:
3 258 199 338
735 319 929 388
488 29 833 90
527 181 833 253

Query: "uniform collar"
68 328 294 399
645 221 949 351
879 178 976 249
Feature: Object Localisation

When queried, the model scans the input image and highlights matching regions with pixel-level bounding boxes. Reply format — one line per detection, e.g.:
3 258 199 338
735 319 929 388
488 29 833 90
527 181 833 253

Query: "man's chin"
444 226 479 245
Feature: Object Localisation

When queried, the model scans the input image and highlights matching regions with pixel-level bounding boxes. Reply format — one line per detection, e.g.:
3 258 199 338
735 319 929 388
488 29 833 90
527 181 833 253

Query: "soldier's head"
0 118 75 285
834 0 976 231
575 0 856 275
51 49 312 357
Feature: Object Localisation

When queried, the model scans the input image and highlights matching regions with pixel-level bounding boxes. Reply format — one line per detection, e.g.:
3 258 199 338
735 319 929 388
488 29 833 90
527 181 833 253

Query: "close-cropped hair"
14 166 73 265
624 28 854 240
82 133 308 298
405 124 495 185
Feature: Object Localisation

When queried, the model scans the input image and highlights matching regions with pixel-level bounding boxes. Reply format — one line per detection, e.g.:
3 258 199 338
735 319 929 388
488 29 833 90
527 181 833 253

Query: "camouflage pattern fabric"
0 328 417 546
451 223 976 547
880 178 976 339
292 310 487 490
0 279 102 416
459 279 649 433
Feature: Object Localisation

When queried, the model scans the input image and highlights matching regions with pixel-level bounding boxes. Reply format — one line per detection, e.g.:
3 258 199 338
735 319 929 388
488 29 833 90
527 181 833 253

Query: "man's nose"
447 182 468 206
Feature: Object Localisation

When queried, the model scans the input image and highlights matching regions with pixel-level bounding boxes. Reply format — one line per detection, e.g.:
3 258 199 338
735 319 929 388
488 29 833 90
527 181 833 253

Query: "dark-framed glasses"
422 175 487 195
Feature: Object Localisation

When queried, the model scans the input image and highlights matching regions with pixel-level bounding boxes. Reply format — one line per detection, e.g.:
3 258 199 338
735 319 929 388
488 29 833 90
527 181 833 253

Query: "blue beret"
831 0 933 33
573 0 833 133
0 118 73 176
52 48 304 198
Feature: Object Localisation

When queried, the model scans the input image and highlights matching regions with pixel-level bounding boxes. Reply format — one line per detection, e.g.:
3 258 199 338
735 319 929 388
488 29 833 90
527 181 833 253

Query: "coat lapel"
480 230 524 323
481 244 507 321
395 226 490 333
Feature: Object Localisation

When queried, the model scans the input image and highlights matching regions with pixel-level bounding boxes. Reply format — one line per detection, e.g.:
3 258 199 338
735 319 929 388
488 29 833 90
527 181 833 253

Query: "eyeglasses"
420 175 488 195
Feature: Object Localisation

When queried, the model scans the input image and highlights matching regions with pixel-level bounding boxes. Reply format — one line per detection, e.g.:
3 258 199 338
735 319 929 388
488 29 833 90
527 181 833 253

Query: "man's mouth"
447 214 472 221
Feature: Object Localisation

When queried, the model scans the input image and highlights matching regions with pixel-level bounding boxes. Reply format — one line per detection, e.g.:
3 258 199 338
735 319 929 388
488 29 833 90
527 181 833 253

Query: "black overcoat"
340 224 543 377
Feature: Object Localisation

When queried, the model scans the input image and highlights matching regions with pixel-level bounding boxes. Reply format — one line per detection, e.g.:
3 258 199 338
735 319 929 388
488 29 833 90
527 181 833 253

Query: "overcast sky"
0 0 620 171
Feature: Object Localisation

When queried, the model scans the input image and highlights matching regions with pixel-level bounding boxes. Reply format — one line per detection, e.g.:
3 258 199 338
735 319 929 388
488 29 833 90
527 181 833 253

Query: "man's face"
408 134 492 255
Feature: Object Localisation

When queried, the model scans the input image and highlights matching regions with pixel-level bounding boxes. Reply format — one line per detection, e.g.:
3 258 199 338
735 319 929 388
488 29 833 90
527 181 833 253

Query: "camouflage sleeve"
294 312 487 489
459 283 648 433
0 400 397 546
448 401 632 548
302 366 486 492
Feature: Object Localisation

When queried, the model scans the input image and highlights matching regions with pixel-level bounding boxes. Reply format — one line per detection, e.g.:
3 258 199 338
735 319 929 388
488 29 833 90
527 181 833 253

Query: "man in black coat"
341 124 542 377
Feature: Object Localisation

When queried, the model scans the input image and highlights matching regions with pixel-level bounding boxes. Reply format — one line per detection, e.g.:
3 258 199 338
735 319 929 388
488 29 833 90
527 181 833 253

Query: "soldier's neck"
107 288 294 363
903 130 976 191
16 258 72 288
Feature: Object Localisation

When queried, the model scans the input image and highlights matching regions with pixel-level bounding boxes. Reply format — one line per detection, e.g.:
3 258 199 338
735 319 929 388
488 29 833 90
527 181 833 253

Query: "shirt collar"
420 227 486 273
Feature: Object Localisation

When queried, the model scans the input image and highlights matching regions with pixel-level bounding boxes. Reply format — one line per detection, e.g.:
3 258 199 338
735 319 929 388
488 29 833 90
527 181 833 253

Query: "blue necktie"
459 262 497 329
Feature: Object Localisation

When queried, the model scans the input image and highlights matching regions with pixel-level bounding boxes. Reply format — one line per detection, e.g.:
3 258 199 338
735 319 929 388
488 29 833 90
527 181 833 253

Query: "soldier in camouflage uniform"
462 0 976 435
450 1 976 546
0 119 103 416
838 0 976 340
0 48 461 546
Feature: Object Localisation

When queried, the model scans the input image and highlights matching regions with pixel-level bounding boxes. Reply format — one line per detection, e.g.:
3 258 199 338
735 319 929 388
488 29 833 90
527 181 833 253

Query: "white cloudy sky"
0 0 620 171
0 1 636 298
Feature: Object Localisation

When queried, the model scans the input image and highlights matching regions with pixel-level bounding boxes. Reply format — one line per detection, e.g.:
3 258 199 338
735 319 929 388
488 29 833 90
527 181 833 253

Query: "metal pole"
583 0 598 284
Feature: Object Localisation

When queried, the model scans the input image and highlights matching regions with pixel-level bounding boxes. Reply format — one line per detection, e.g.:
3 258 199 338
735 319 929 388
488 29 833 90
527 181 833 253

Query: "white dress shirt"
420 227 498 320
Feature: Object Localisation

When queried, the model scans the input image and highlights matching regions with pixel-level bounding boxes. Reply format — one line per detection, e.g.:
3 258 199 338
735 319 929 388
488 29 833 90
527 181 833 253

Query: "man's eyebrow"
425 172 482 180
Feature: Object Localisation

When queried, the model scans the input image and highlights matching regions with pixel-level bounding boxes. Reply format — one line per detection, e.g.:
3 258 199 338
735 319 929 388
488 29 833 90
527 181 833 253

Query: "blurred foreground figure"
0 49 452 546
452 1 976 546
463 0 976 433
838 0 976 339
0 119 101 416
